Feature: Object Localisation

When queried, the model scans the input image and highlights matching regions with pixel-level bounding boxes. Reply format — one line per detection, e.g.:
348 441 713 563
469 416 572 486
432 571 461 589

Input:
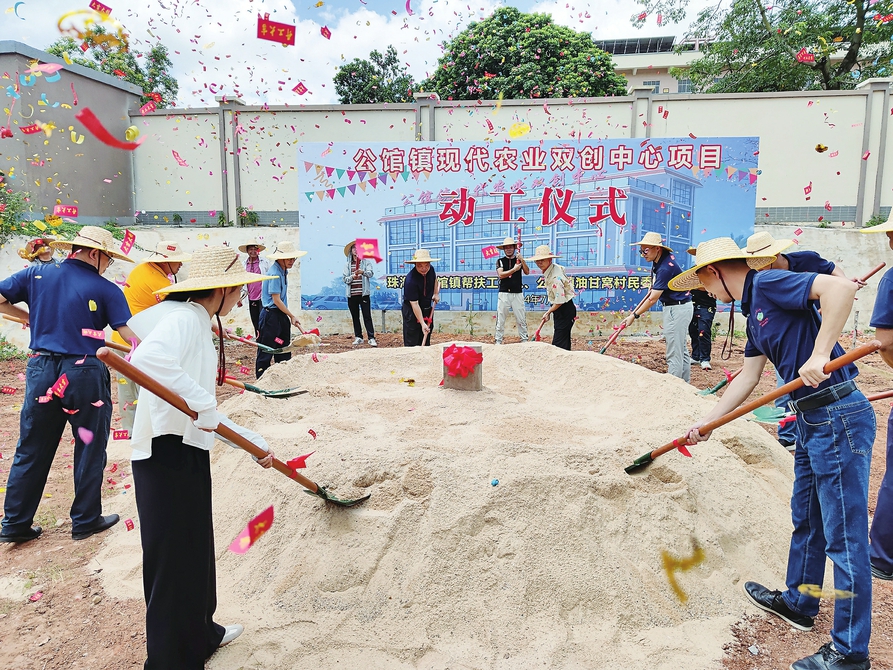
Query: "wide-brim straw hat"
266 241 307 260
344 240 356 257
50 226 134 262
405 248 440 263
238 239 267 253
496 237 518 249
143 240 191 263
526 244 560 262
669 237 776 292
156 246 272 294
861 210 893 233
629 231 673 252
742 231 794 257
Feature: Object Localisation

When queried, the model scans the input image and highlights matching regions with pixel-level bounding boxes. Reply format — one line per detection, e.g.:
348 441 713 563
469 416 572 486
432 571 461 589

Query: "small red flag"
320 25 331 39
228 506 274 554
292 82 308 95
355 238 382 262
287 451 315 471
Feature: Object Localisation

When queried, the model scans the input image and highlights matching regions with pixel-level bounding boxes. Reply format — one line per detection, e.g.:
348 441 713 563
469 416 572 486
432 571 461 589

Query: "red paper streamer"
54 204 78 217
228 506 274 554
75 108 146 151
286 451 314 471
442 344 483 379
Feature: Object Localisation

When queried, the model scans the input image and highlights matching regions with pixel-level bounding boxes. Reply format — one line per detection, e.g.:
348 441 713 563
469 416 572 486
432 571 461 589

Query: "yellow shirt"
110 262 171 345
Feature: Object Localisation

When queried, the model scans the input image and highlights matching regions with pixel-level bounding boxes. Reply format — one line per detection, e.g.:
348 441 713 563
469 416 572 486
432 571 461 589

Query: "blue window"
388 219 416 246
421 215 449 243
388 248 416 274
672 181 693 207
556 236 600 267
640 198 666 235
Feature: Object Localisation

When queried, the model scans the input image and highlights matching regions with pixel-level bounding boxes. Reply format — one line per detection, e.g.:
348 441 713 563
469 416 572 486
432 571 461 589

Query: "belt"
662 299 691 307
262 306 280 312
789 380 857 413
34 351 95 358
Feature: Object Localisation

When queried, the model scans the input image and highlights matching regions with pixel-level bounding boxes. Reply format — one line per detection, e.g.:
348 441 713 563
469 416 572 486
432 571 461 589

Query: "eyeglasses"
101 251 114 267
638 247 653 257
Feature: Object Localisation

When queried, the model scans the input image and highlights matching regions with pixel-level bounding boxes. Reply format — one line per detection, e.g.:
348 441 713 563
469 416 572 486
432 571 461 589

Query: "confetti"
171 150 188 167
320 25 331 40
77 427 94 445
112 429 129 440
797 584 856 600
308 429 317 440
228 506 274 554
292 82 308 95
51 373 69 398
124 518 135 531
28 591 43 602
75 108 145 151
661 539 705 604
257 13 296 46
120 229 135 254
286 451 315 471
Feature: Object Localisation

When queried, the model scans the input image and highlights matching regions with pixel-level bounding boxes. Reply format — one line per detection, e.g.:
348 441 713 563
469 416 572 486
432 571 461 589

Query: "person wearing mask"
343 241 377 347
111 241 191 434
0 226 137 543
256 241 307 378
239 239 270 336
127 246 274 669
527 245 576 350
402 249 440 347
494 237 529 344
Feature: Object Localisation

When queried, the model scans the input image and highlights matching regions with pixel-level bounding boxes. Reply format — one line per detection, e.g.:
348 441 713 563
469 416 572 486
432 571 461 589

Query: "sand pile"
95 343 796 669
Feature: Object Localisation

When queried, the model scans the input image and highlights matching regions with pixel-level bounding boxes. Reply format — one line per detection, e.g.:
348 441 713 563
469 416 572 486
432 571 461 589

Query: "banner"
297 138 759 312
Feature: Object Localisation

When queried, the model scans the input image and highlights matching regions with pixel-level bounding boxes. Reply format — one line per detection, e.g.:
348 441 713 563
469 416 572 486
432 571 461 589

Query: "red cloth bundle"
442 344 483 378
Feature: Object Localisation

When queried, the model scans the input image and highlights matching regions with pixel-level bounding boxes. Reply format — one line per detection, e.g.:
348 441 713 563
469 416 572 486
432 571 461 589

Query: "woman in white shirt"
528 245 577 350
127 247 274 669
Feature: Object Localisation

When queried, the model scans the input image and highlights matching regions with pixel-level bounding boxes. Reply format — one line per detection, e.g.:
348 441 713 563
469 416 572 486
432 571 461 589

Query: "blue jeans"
781 391 875 660
870 408 893 574
2 354 112 535
775 369 798 445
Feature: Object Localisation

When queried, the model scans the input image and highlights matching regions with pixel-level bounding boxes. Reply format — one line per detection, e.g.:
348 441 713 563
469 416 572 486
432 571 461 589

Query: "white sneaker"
352 337 363 346
368 338 378 347
700 360 712 370
219 624 243 647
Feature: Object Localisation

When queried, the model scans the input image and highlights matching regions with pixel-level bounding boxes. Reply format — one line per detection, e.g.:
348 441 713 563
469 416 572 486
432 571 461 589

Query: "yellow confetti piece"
661 539 705 604
63 52 73 65
118 378 128 385
508 122 531 138
125 126 139 141
797 584 856 600
32 221 47 231
70 131 84 144
88 300 97 311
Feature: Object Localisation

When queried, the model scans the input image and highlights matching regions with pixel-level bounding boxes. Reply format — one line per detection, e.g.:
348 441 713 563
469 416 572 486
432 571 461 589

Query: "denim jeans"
775 369 798 445
781 391 875 660
2 353 112 535
870 408 893 574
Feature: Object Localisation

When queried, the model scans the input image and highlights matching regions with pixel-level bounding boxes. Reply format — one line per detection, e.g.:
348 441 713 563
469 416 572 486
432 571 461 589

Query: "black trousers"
248 299 262 335
551 300 576 351
348 294 375 339
688 304 715 362
256 307 291 378
402 302 433 347
132 435 225 670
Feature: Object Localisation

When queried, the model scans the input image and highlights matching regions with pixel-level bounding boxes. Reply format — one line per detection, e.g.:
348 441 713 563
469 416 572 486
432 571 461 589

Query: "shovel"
696 367 742 396
750 388 893 425
96 348 370 507
624 340 882 474
600 294 649 355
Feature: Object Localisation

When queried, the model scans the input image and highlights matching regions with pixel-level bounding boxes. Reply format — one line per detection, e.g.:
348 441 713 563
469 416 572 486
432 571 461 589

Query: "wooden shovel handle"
95 347 319 492
860 262 886 283
649 340 882 463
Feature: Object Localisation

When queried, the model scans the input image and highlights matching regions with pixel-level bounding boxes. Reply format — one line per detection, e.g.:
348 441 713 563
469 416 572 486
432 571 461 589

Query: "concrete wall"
0 41 142 225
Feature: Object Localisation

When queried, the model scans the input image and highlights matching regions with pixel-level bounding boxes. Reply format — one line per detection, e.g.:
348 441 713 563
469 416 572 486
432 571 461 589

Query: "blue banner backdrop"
297 138 759 312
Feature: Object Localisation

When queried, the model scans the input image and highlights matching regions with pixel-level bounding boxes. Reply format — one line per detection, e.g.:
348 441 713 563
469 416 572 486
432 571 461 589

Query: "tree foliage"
45 34 179 107
635 0 893 92
334 46 415 104
421 7 627 100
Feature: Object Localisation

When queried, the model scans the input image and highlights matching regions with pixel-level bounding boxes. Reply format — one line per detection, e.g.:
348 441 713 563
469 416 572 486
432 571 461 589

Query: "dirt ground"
0 331 891 670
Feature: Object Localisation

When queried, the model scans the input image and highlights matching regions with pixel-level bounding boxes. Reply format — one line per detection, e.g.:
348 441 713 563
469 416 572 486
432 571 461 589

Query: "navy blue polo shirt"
403 267 437 309
783 251 835 275
742 269 857 400
870 266 893 329
652 251 691 305
0 258 131 355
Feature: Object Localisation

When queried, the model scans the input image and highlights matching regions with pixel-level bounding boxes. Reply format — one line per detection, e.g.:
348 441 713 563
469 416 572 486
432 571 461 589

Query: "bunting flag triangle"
315 191 325 201
358 181 367 192
422 170 432 180
726 166 737 179
337 186 346 197
305 192 315 202
326 188 336 199
401 170 410 182
325 167 335 177
347 169 356 181
411 170 420 180
358 171 367 181
348 184 357 195
336 169 345 179
369 178 378 189
315 165 324 174
379 173 388 185
749 168 758 175
738 170 748 182
691 167 701 179
749 173 758 184
303 161 314 172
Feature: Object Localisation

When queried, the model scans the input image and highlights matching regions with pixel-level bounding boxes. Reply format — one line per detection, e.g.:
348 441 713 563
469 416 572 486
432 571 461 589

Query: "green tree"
420 7 627 100
334 46 415 104
45 35 178 107
635 0 893 92
0 176 32 245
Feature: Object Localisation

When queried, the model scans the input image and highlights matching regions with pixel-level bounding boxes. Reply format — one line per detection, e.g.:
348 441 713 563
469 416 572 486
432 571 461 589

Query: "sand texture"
94 343 796 669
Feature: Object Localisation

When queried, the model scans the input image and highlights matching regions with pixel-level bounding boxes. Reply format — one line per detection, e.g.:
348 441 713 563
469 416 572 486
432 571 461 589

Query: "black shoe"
0 525 42 544
72 514 119 541
871 564 893 581
742 581 814 631
790 642 870 670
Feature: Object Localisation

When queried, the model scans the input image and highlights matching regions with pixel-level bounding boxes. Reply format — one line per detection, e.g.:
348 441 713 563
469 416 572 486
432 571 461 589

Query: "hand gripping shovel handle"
96 348 369 507
625 340 882 474
860 262 886 283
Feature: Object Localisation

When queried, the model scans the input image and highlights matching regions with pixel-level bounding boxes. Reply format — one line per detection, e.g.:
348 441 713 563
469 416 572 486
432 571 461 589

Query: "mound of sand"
95 343 796 669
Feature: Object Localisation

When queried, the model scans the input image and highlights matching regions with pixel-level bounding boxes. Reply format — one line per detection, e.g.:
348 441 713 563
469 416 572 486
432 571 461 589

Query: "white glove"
193 407 220 431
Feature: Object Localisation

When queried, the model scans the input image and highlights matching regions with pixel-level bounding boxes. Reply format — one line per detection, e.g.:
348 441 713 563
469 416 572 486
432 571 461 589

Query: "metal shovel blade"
304 485 371 507
243 382 308 399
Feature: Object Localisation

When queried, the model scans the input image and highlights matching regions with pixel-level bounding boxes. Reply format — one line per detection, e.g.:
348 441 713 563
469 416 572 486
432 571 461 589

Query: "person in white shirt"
528 245 576 350
127 247 274 669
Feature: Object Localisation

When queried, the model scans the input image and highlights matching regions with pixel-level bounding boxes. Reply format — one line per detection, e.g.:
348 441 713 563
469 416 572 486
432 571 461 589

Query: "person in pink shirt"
239 239 270 336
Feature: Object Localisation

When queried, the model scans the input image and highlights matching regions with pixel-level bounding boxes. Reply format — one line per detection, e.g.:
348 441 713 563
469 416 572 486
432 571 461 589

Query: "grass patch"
0 334 26 361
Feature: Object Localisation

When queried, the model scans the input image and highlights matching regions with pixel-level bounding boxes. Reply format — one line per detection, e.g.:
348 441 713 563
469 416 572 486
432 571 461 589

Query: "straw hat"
496 237 518 249
629 231 672 252
404 248 440 263
238 239 266 253
861 210 893 233
156 246 272 294
742 231 794 257
686 246 697 256
50 226 135 262
344 240 357 257
266 240 307 260
143 241 191 264
669 237 776 291
526 244 560 262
